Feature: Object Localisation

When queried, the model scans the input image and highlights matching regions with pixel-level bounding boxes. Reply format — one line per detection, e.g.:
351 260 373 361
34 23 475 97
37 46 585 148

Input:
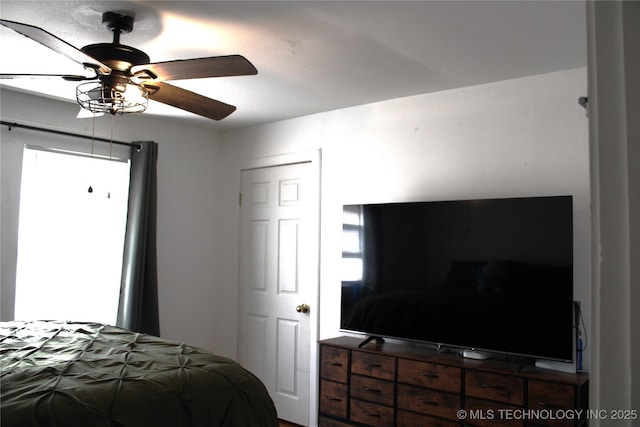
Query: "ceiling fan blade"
0 19 111 76
131 55 257 82
143 82 236 121
0 73 97 81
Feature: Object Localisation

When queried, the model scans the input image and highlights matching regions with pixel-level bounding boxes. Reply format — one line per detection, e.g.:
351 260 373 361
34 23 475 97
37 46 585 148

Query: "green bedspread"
0 320 278 427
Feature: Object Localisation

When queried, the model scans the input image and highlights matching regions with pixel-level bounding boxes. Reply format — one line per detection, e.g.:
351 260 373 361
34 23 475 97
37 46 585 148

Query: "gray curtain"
116 141 160 336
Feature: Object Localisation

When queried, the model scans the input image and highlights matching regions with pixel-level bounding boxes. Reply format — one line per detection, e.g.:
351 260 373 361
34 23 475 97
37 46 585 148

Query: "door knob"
296 303 310 313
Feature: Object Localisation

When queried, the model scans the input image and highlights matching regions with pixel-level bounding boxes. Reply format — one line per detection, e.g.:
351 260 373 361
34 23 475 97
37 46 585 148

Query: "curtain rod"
1 120 140 149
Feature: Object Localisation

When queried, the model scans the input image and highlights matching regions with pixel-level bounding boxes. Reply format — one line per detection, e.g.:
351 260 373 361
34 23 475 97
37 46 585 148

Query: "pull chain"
88 113 96 193
107 115 115 199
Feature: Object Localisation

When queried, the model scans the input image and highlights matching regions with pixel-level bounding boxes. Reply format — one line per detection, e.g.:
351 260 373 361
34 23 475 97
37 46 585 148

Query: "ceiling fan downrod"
102 11 134 45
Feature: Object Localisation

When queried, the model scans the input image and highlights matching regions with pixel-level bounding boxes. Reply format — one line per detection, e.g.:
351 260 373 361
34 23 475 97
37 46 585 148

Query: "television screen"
340 195 574 362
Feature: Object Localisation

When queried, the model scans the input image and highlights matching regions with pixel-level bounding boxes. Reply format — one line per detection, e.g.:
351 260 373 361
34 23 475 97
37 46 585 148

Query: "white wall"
219 67 591 368
0 88 226 353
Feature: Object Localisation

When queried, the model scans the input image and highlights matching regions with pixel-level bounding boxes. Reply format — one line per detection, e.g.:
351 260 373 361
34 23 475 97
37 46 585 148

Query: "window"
14 146 130 324
341 205 364 282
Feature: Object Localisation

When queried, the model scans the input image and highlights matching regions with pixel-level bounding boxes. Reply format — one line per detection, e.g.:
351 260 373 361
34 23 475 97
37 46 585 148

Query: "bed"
0 320 278 427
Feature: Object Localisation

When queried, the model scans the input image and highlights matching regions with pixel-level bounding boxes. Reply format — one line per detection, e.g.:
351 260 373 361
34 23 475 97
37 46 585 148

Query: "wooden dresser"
319 337 588 427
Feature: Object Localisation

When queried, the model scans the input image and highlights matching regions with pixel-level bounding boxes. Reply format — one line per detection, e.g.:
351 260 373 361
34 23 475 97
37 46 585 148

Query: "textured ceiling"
0 1 587 130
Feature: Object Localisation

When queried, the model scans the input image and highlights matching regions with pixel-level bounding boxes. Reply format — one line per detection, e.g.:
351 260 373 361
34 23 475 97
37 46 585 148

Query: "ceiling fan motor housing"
81 43 150 72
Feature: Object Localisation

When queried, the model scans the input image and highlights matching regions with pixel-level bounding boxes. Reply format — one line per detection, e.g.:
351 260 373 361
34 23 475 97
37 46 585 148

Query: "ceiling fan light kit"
0 11 257 121
76 79 149 115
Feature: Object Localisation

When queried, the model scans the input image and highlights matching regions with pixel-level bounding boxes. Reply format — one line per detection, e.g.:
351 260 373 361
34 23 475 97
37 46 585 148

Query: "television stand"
358 335 385 348
319 337 589 427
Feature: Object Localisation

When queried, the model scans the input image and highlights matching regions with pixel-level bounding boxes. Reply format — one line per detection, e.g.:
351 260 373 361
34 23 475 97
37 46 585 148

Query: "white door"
238 160 319 426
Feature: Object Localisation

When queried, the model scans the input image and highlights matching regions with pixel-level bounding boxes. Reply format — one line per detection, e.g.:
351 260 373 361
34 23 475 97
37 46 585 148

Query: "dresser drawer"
351 351 395 380
397 384 460 421
528 380 575 409
320 345 349 383
465 371 524 405
319 379 348 418
319 416 353 427
398 358 461 393
350 398 394 427
528 381 579 427
351 374 394 405
465 397 523 427
397 409 460 427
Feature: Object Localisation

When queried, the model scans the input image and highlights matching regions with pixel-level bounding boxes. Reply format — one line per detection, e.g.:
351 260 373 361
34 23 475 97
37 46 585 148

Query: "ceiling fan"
0 11 257 120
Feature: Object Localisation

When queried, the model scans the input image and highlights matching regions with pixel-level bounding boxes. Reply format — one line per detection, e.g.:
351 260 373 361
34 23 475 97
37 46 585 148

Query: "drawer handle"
330 362 343 367
363 387 381 393
418 399 438 406
363 411 382 418
419 372 439 379
480 383 507 391
326 397 342 402
365 362 382 368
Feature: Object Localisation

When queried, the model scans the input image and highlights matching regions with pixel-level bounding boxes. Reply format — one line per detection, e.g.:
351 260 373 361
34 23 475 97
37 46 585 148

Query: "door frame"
240 149 321 426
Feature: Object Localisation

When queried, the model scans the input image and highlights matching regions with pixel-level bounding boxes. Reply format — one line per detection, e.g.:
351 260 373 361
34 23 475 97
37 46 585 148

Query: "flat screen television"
340 195 574 362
